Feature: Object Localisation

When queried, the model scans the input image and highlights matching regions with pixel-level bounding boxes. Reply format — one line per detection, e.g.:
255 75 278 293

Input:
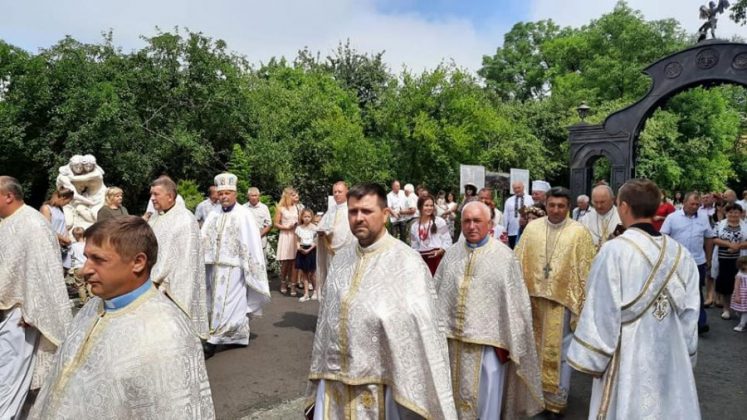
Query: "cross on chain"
543 264 552 279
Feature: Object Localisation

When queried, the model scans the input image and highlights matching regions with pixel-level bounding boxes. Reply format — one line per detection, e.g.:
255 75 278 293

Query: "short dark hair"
347 183 387 209
725 203 744 214
0 176 24 200
150 176 177 198
464 184 477 194
85 216 158 272
618 179 661 219
546 186 572 204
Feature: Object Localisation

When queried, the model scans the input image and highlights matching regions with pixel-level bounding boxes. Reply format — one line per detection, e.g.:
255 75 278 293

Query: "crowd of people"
1 169 744 419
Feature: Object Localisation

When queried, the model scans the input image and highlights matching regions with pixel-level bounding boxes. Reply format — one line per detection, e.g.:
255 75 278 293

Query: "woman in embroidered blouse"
410 195 452 275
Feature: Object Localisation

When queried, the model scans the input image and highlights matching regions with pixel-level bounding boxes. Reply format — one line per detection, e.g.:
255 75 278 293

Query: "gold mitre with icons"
214 172 238 192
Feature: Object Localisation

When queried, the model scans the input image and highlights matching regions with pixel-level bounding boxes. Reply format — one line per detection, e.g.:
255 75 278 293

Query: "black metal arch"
569 40 747 201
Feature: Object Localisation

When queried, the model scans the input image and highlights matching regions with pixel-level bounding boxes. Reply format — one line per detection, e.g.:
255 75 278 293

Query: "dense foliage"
1 1 746 211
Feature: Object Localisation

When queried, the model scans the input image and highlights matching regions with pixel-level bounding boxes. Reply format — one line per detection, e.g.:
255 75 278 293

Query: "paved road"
207 283 747 419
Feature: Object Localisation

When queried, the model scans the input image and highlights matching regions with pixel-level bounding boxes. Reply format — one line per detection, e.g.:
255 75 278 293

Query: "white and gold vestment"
316 201 353 298
514 217 595 413
436 237 544 419
149 205 209 339
306 233 457 419
202 204 270 345
580 207 621 249
30 284 214 419
0 205 72 396
568 228 701 419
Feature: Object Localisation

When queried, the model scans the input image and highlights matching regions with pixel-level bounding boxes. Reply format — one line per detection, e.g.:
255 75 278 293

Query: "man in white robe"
568 179 700 419
30 216 214 419
436 202 543 419
0 176 72 419
306 183 456 419
148 176 209 339
580 184 621 249
202 173 270 355
316 181 354 301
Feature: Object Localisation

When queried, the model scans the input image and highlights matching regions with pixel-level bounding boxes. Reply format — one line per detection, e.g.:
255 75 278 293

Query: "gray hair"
461 201 491 220
577 194 590 203
247 187 260 195
0 176 23 200
150 176 177 198
592 184 615 199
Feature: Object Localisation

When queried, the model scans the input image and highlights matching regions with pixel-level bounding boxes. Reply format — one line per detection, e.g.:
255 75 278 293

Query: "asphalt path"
207 283 747 419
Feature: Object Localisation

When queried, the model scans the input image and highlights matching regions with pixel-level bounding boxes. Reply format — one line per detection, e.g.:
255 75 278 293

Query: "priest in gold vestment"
514 187 595 414
0 177 72 419
148 176 209 338
306 184 456 419
436 202 543 419
31 217 214 419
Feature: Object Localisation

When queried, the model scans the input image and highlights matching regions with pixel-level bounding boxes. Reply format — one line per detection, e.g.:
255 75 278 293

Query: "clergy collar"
159 203 176 215
103 280 153 312
465 235 490 249
357 231 393 255
222 203 236 212
629 223 661 237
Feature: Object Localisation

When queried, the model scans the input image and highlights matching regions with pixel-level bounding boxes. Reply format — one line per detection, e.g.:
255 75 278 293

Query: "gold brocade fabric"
514 217 595 317
514 217 594 412
0 205 72 388
435 238 544 419
30 286 215 420
306 233 457 419
150 205 209 339
530 297 567 409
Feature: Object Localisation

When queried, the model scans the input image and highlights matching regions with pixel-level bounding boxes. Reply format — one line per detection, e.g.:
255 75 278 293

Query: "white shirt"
295 225 318 247
387 190 406 223
69 241 87 269
194 198 220 224
661 209 716 265
403 193 419 220
243 201 272 230
502 194 534 236
410 217 452 252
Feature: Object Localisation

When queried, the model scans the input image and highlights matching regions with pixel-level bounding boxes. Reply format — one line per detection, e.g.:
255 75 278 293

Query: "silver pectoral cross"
543 264 552 279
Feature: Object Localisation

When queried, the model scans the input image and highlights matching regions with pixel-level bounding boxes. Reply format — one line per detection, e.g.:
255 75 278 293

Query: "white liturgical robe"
580 207 621 248
436 236 544 420
149 205 209 339
202 204 270 345
567 228 701 419
306 233 457 419
315 201 353 297
1 205 72 418
30 283 215 419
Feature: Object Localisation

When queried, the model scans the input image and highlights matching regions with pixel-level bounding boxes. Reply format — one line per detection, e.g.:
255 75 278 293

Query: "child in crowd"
295 208 318 302
67 226 91 304
731 256 747 332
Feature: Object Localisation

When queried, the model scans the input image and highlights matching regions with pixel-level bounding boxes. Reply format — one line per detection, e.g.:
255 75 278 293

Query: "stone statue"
698 1 730 42
56 154 107 229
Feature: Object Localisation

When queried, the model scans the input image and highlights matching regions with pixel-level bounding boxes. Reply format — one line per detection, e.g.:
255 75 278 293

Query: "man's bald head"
461 201 492 244
591 184 615 215
462 201 491 220
512 181 525 195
